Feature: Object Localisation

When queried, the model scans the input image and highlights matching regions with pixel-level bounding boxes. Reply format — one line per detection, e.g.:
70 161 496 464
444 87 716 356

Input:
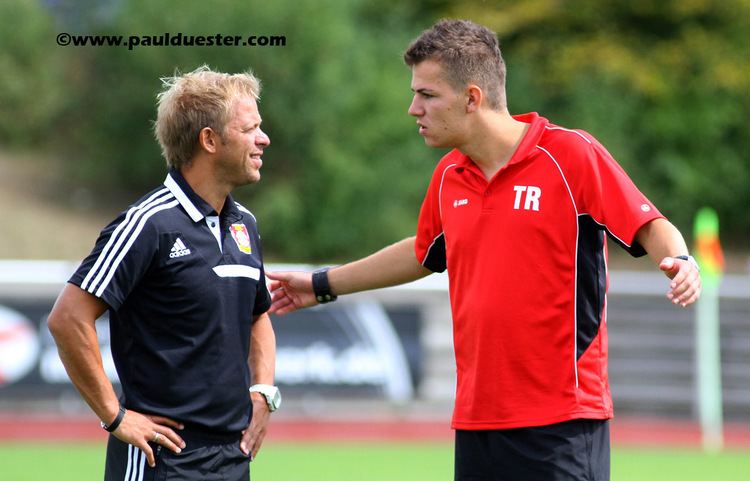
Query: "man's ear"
466 84 482 113
198 127 220 154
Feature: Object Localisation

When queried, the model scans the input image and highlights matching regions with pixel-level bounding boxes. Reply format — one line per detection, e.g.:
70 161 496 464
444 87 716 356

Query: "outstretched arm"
268 236 432 315
634 218 702 307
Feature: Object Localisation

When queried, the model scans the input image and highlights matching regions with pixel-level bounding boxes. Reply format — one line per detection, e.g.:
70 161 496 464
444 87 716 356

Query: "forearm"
328 236 431 295
57 328 120 421
47 284 119 423
249 313 276 385
635 218 690 265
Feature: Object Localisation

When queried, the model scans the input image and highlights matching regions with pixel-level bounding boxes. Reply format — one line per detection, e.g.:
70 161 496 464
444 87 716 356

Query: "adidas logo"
169 237 191 258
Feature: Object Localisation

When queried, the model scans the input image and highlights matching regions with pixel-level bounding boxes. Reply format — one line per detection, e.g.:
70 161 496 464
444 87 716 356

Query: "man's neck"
460 111 529 181
179 163 229 214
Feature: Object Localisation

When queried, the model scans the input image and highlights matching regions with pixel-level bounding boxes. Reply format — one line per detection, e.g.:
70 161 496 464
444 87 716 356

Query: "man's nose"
257 128 270 147
408 96 422 116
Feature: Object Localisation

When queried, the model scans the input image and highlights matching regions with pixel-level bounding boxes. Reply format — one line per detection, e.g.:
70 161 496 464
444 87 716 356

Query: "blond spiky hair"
153 65 261 169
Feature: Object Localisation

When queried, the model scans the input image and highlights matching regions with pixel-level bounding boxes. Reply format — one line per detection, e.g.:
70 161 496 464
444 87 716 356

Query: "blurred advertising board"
0 262 422 406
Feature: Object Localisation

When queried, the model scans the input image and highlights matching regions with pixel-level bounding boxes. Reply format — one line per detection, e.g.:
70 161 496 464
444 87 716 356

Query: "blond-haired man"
48 66 279 481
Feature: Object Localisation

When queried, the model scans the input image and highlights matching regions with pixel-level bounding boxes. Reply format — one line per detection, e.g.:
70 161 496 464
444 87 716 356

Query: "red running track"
0 414 750 448
2 415 750 447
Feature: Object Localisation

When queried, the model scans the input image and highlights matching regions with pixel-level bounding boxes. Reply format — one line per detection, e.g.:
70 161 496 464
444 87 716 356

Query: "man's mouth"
249 153 263 168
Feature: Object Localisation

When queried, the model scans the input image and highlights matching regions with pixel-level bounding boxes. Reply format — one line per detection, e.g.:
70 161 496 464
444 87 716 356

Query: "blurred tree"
445 0 750 246
58 0 435 260
0 0 68 146
50 0 750 257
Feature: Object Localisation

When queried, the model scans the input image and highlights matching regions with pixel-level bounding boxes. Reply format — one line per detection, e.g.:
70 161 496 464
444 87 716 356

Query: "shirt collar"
509 112 549 160
456 112 550 172
163 169 241 223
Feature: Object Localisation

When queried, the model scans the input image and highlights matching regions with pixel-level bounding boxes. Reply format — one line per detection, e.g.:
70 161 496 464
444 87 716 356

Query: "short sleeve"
69 211 157 310
415 162 452 273
573 137 664 257
253 263 272 316
250 228 272 316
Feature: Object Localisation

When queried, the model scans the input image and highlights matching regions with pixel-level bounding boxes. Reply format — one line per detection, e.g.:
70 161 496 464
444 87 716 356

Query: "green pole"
693 207 724 452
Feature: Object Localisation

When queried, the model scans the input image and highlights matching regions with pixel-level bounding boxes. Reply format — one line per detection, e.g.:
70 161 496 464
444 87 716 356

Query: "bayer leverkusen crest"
230 224 252 254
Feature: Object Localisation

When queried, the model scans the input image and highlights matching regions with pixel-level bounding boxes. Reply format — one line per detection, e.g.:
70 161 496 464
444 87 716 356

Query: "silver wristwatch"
674 255 700 271
249 384 282 412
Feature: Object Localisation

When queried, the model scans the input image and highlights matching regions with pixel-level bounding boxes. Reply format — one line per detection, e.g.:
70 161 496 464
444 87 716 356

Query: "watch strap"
101 405 126 432
249 384 281 412
674 255 700 271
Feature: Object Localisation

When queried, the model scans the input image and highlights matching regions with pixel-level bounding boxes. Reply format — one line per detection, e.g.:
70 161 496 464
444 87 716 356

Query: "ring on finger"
152 432 161 443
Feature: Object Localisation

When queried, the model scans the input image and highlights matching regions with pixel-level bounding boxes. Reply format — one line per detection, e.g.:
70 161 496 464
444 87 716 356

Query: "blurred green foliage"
0 0 68 145
451 0 750 249
2 0 748 259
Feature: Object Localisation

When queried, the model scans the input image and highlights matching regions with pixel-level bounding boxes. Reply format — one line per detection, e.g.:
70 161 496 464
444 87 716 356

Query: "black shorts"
104 428 249 481
454 418 610 481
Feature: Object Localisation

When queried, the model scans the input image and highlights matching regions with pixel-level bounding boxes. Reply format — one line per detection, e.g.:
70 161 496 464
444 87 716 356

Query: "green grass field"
1 441 749 481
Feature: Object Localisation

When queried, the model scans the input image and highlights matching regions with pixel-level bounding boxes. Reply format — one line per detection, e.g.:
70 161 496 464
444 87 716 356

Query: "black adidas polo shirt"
69 169 271 433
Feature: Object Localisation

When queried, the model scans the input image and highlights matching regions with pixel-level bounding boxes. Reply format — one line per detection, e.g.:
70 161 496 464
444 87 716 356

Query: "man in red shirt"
268 19 701 481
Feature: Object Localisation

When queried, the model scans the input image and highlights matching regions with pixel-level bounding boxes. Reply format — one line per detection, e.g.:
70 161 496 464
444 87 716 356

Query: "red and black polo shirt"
415 112 663 430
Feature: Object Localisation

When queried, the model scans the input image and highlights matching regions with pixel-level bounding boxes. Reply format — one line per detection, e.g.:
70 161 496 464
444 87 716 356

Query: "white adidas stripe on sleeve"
81 188 172 293
94 200 179 298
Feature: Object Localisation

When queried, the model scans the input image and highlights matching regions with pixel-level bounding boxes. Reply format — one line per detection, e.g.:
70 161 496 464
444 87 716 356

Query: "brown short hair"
154 65 261 169
404 19 506 111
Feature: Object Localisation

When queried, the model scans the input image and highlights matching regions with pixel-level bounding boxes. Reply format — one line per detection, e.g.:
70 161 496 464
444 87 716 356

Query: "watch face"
251 385 281 411
270 389 282 410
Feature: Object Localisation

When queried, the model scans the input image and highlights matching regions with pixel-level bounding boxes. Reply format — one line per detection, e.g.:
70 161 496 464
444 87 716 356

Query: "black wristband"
312 267 337 304
101 406 126 433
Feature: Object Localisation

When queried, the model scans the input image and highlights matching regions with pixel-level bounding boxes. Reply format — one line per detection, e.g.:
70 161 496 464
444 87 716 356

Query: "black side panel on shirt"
423 232 447 273
576 215 607 360
604 227 647 257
